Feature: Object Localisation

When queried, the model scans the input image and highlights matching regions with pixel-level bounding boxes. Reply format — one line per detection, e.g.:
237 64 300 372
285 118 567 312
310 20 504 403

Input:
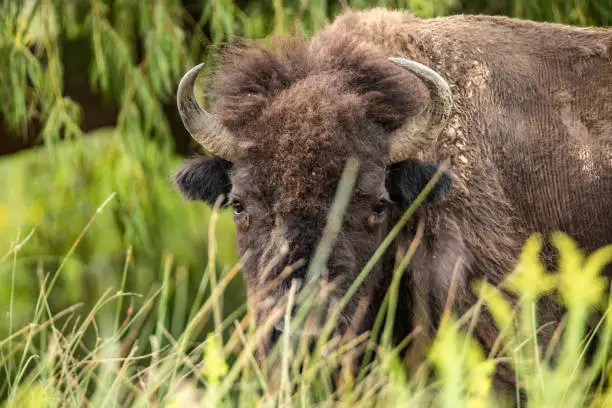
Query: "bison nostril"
271 326 282 344
275 319 285 333
273 302 301 336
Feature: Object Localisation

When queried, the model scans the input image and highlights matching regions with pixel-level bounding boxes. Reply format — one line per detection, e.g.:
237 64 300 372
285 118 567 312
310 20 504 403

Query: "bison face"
174 38 454 359
174 152 451 354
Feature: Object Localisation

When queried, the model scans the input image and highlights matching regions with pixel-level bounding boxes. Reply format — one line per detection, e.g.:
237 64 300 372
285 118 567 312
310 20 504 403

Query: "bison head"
173 38 453 356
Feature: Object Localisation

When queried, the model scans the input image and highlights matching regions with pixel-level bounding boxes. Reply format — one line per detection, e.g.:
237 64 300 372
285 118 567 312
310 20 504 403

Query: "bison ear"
386 160 452 208
173 156 232 206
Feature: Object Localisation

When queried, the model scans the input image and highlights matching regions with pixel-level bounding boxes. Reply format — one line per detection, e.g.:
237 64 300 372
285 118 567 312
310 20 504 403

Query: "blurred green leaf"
506 234 557 302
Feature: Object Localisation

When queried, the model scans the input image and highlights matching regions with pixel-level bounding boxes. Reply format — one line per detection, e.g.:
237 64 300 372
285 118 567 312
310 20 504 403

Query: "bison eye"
230 199 249 230
231 200 245 216
369 199 391 227
373 199 390 215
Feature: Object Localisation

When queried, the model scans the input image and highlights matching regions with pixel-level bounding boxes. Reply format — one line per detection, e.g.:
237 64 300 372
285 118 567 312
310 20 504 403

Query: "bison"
173 8 612 392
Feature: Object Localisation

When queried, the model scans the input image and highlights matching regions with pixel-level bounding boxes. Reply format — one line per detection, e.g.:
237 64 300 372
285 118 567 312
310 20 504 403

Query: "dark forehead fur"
208 36 425 214
210 35 424 135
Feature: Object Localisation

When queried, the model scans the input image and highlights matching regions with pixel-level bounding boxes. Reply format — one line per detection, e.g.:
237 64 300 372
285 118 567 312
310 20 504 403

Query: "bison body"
174 8 612 391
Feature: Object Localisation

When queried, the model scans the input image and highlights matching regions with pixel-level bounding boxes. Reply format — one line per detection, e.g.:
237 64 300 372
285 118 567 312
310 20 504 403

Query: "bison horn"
177 63 236 161
387 58 453 163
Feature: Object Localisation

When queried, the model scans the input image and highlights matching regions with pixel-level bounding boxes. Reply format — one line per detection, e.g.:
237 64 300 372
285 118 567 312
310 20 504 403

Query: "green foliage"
512 0 612 26
457 0 611 25
477 233 612 407
0 1 82 142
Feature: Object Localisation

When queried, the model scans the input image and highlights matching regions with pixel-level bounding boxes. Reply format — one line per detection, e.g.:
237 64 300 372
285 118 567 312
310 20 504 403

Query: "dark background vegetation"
0 0 610 392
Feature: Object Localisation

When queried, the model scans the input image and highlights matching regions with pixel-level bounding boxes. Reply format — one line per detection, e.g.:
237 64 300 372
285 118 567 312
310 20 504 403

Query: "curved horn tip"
388 56 453 107
187 63 206 75
388 57 449 84
388 57 413 67
178 63 206 90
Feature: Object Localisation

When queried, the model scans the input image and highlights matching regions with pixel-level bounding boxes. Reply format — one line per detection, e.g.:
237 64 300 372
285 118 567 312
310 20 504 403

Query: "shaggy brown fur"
175 8 612 395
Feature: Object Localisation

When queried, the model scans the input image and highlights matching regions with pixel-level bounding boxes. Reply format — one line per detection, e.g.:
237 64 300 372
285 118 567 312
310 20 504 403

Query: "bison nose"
272 277 304 335
270 304 297 345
